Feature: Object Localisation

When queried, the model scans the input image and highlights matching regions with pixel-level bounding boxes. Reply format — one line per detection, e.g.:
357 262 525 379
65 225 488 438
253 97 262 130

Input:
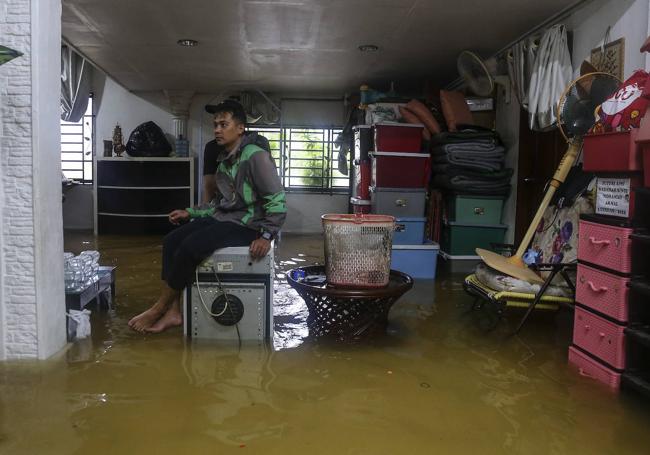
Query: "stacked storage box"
369 123 439 279
429 130 510 268
569 130 650 396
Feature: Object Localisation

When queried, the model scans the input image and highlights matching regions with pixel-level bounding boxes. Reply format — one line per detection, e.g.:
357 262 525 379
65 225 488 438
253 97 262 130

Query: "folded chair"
463 195 593 333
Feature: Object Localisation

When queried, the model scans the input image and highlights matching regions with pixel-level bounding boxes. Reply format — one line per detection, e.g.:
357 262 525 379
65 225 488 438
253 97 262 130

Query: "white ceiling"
62 0 579 96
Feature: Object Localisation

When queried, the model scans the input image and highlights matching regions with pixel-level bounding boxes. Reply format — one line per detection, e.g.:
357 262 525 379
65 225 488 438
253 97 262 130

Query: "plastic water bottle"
175 135 189 157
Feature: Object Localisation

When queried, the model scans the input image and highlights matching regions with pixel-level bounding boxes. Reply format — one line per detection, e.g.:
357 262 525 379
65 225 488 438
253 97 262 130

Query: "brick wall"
0 0 38 358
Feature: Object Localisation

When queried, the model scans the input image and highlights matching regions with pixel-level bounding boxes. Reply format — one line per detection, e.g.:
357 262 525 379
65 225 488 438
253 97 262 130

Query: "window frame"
248 125 348 194
60 94 94 184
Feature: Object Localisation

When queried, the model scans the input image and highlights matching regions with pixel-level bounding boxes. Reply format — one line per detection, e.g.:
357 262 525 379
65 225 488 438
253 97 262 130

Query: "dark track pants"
161 218 258 290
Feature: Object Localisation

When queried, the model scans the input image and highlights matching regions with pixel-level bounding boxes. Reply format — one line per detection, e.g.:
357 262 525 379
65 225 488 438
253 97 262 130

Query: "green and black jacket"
187 133 286 237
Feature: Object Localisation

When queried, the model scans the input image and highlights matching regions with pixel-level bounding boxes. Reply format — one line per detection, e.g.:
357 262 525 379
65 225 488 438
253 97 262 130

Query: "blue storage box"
390 242 439 279
393 217 426 245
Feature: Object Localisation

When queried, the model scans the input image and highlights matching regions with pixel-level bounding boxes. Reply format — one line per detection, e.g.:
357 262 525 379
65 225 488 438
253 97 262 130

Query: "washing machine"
183 245 273 342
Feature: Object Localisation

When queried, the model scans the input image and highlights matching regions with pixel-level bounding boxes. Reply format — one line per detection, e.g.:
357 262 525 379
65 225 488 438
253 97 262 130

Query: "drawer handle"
578 368 595 379
395 199 407 207
587 281 608 293
589 236 610 246
395 224 406 232
584 324 591 331
599 332 606 338
474 207 485 215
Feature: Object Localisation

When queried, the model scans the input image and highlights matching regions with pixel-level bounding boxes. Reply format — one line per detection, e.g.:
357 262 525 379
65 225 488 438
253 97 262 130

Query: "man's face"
214 112 244 148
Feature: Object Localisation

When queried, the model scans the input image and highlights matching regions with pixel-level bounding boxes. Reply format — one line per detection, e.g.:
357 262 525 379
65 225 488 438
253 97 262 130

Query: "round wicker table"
287 265 413 341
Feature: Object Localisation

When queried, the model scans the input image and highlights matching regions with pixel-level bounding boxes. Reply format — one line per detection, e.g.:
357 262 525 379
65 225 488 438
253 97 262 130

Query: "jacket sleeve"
247 151 287 236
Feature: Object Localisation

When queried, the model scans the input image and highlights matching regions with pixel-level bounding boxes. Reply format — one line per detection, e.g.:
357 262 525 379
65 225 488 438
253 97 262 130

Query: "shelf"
625 324 650 349
621 371 650 399
97 185 190 190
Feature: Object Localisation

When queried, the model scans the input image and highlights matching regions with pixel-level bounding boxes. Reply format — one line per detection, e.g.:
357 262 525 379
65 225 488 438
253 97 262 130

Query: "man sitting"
128 100 286 333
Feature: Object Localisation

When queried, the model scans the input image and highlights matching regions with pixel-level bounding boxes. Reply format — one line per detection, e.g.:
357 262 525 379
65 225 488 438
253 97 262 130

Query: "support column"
0 0 65 359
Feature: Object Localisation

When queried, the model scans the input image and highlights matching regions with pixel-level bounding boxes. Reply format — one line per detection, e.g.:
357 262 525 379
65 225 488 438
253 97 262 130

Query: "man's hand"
250 238 271 260
168 209 190 225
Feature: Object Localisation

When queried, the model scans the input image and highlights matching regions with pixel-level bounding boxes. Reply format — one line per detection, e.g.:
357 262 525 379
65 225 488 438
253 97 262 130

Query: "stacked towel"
431 129 512 196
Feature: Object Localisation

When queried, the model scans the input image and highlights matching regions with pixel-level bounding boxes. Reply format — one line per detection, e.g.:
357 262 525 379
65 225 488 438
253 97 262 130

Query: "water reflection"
0 232 648 453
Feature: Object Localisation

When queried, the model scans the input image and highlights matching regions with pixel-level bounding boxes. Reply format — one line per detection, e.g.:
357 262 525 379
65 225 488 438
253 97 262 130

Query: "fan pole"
476 138 582 283
514 138 582 259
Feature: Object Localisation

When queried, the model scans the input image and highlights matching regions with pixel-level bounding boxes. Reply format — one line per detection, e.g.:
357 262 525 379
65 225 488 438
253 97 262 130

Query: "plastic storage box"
393 217 426 245
440 222 507 256
583 129 642 172
573 306 626 370
569 345 621 389
578 215 634 274
576 263 630 323
390 242 439 279
370 187 426 218
370 152 430 188
447 195 504 224
373 123 424 152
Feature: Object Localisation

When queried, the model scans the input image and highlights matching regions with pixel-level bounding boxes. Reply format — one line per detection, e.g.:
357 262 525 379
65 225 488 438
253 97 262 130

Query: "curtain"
60 45 91 122
527 24 573 131
507 36 538 110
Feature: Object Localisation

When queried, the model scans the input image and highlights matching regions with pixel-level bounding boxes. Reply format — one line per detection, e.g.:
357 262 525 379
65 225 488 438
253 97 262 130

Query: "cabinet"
94 157 195 235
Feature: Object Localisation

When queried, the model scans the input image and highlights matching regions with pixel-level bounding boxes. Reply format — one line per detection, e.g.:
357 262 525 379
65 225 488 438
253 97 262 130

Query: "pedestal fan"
476 72 620 283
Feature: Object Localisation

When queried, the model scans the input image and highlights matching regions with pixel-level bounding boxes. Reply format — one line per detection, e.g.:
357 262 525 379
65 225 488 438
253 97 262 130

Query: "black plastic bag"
125 121 172 157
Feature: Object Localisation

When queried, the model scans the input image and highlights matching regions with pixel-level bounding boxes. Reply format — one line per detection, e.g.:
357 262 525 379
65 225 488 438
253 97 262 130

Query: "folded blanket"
432 173 511 195
432 164 513 181
433 142 506 172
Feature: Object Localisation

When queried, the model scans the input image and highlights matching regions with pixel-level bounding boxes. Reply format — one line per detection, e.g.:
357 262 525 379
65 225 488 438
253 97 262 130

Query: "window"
61 95 93 183
249 126 347 192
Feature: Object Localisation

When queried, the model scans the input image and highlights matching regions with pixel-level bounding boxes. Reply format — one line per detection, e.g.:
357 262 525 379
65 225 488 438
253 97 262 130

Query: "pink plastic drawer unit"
373 123 424 152
576 263 630 323
583 129 642 172
578 219 633 274
568 346 621 389
573 307 626 370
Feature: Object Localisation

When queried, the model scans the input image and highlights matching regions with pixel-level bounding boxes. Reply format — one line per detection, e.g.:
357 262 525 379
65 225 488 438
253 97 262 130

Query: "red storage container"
373 123 424 152
583 129 642 172
576 263 630 322
568 346 621 389
370 152 430 188
573 307 626 370
578 217 633 274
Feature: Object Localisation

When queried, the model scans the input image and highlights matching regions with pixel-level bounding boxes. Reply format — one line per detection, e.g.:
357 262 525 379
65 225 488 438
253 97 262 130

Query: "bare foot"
128 305 166 333
146 306 182 333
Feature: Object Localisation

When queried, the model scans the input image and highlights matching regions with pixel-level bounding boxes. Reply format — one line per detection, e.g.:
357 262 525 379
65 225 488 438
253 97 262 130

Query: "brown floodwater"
1 232 649 454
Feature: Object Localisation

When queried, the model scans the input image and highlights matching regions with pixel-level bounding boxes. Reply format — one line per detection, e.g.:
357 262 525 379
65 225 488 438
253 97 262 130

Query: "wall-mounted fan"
457 50 511 103
476 72 620 283
240 90 282 125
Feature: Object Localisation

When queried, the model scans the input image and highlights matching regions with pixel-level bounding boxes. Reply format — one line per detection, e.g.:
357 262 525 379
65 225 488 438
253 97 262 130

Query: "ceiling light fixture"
358 44 379 53
177 39 199 47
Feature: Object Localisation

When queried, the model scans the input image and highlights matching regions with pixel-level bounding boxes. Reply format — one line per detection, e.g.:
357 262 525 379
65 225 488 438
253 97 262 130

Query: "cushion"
475 263 572 298
405 99 442 134
440 90 474 132
399 106 431 141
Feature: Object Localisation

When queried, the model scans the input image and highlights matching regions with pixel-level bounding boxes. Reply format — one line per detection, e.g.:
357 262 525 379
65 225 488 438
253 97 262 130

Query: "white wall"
567 0 650 78
284 193 349 233
62 72 175 230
